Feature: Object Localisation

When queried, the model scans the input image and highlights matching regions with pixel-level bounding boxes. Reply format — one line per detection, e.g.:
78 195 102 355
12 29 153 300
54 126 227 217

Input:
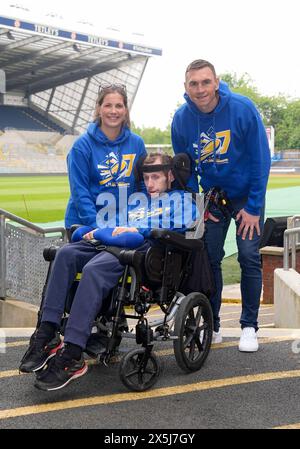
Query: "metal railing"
0 208 67 300
283 215 300 271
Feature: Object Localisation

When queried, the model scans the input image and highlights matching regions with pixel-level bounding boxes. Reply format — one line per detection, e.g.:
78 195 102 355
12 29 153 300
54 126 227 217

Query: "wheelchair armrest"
69 224 83 236
43 245 60 262
149 229 204 251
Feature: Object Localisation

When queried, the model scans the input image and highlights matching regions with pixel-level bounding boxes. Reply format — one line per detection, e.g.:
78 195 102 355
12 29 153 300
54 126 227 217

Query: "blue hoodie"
171 82 271 216
126 189 198 237
65 122 146 228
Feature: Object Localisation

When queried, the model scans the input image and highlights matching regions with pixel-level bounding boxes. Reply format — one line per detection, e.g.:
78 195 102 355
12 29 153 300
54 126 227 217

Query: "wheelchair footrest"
85 332 109 358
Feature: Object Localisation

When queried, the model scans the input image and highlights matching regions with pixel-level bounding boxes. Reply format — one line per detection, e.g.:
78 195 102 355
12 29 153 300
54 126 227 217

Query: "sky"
1 0 300 129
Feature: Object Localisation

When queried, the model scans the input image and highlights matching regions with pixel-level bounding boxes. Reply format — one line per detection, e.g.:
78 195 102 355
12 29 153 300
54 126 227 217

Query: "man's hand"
236 209 260 240
112 227 138 236
83 230 95 240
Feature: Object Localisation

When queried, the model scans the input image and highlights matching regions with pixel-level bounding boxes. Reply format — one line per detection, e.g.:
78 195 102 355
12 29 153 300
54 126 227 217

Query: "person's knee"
55 244 74 262
205 246 224 267
238 247 260 268
81 262 94 278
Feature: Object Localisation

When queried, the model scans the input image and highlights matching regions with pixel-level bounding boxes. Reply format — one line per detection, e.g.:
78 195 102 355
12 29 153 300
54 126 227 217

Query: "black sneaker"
34 348 88 391
19 332 63 373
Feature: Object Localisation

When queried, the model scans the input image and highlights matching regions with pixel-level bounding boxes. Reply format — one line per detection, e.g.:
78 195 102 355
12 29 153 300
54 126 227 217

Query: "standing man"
171 59 271 352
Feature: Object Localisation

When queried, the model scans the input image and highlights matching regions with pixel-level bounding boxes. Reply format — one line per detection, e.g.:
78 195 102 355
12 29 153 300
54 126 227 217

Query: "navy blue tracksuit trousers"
41 241 124 349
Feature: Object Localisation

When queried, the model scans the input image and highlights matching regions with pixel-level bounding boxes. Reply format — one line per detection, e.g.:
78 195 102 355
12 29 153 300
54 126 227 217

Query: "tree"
134 73 300 150
219 72 299 150
275 100 300 149
131 123 171 145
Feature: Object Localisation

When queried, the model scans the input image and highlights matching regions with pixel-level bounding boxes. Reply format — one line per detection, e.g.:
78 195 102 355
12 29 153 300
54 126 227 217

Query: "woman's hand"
112 227 138 236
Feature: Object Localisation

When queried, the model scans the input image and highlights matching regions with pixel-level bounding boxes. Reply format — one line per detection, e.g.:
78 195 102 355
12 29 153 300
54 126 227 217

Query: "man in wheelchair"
19 152 205 391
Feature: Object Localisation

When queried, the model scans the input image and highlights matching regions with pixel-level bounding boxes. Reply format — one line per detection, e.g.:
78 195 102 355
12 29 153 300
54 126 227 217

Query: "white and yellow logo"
200 130 231 164
98 152 136 185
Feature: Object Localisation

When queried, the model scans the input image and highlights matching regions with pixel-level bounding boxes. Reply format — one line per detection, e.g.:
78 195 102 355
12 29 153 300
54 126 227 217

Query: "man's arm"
236 106 270 240
243 108 271 217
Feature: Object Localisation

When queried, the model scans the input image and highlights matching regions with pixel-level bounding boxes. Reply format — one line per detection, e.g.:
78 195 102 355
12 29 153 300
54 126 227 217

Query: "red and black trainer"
19 332 63 373
34 348 88 391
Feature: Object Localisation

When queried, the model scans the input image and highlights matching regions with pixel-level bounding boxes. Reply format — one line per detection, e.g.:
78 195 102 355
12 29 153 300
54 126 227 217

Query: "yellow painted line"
0 370 21 379
273 422 300 429
221 318 240 323
221 313 274 323
219 311 241 316
259 323 275 328
95 335 294 356
0 341 29 349
1 369 300 421
0 336 293 381
213 310 274 318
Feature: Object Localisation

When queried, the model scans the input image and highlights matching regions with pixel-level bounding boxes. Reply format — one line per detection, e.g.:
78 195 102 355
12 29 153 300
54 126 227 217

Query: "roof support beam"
46 87 56 113
30 55 145 95
1 41 74 70
9 52 141 93
0 35 42 52
7 47 104 83
71 77 91 133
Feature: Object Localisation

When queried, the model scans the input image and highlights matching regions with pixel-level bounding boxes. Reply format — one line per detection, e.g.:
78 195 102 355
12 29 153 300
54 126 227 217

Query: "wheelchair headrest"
172 153 191 190
134 152 192 191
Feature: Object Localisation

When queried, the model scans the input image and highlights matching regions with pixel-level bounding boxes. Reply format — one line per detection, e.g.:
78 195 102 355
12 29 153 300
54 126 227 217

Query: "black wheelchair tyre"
173 292 213 373
119 348 160 392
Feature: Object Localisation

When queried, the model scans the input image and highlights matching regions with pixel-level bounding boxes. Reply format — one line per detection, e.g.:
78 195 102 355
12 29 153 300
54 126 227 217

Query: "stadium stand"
0 5 162 173
0 105 66 133
271 151 300 173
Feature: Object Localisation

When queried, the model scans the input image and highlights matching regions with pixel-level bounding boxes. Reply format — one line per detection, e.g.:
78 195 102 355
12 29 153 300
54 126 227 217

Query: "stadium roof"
0 5 162 134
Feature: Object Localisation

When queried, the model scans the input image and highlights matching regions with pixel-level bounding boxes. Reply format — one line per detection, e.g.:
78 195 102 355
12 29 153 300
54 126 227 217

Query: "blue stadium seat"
0 106 66 133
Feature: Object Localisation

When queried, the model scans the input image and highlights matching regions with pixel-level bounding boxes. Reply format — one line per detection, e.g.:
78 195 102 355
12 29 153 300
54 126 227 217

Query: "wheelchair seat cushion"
93 228 145 249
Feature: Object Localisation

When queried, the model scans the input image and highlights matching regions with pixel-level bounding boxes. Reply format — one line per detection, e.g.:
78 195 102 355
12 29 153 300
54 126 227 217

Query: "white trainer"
239 327 259 352
212 330 222 344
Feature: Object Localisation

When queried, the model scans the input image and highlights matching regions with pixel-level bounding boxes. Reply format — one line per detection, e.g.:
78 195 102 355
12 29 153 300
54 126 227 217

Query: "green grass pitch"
0 176 70 223
0 173 299 223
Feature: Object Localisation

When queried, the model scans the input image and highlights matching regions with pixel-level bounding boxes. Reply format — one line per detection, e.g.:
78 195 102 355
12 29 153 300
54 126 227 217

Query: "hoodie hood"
172 79 271 215
184 80 231 119
65 122 146 229
87 121 131 146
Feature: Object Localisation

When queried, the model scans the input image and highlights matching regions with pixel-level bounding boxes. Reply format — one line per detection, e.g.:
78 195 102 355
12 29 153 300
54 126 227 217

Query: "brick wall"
260 246 300 304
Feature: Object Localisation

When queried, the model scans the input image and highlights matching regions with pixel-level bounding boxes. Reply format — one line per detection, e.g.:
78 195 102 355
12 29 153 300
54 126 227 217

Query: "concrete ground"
1 286 300 430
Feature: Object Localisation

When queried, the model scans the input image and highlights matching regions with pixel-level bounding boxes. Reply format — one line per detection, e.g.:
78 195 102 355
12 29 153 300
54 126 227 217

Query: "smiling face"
185 66 220 113
97 92 128 134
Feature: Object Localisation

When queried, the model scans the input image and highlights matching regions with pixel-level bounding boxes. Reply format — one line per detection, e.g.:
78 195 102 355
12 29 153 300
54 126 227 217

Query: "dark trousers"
204 197 265 332
41 241 124 349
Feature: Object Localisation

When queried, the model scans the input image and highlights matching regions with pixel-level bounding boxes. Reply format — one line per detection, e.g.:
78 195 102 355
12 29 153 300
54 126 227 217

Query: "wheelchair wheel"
173 292 213 373
119 348 160 392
